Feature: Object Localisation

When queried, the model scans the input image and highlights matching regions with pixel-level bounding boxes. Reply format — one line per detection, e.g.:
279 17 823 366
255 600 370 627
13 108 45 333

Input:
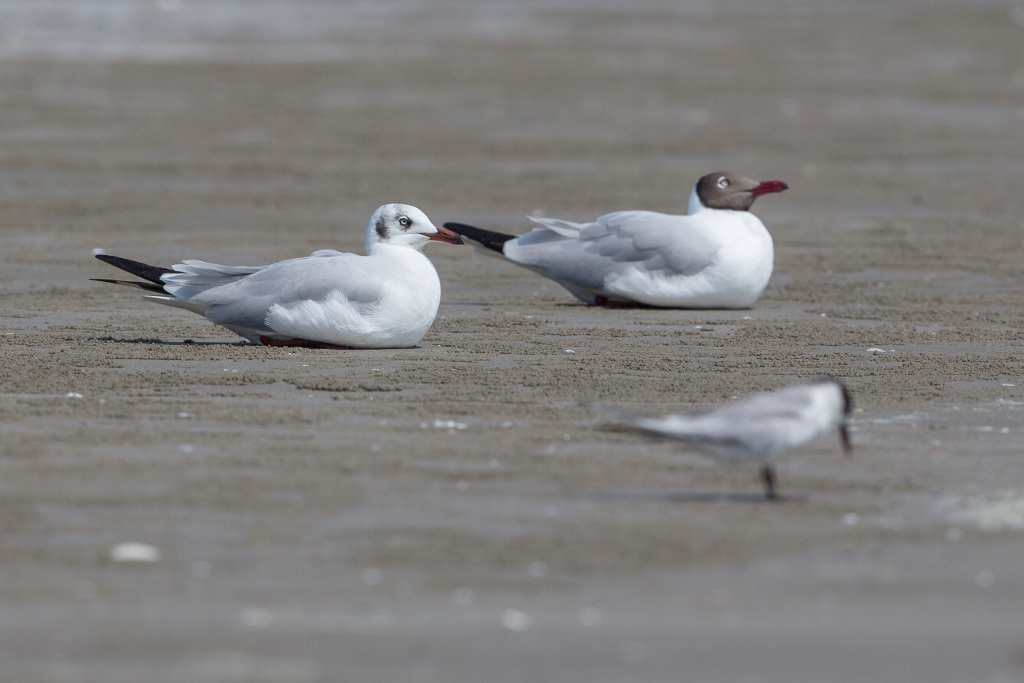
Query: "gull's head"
365 203 465 253
690 171 788 213
837 379 853 456
810 375 854 457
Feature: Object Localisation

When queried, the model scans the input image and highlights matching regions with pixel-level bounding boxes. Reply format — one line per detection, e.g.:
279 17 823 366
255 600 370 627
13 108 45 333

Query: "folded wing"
507 211 721 302
157 251 386 342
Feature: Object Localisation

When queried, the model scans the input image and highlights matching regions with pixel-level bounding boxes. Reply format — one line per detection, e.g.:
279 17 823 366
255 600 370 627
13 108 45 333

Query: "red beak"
750 180 789 196
428 226 465 245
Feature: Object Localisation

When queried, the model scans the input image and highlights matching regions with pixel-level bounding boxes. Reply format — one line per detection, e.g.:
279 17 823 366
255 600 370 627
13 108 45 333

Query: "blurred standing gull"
445 171 787 308
93 203 464 349
597 377 852 500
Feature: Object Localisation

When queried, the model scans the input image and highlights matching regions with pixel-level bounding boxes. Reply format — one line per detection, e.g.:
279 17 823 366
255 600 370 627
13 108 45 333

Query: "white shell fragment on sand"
500 608 532 632
432 419 467 430
109 542 162 563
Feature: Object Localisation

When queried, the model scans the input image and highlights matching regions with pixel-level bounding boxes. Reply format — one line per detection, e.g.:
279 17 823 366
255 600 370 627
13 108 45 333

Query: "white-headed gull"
597 377 852 500
445 171 787 308
93 203 464 349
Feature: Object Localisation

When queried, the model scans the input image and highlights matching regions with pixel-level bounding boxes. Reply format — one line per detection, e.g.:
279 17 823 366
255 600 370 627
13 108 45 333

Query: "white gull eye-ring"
398 216 411 228
716 176 729 189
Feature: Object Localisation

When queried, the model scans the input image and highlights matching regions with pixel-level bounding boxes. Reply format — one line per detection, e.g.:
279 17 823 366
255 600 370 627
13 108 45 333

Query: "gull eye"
397 215 411 228
716 176 729 189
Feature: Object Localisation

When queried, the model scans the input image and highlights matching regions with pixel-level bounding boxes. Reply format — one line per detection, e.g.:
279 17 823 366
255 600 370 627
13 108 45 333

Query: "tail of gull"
92 254 174 293
443 223 516 254
92 254 208 315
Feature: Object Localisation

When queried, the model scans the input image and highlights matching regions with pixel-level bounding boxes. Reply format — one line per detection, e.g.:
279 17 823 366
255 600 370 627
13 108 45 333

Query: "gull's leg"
760 464 778 501
259 336 349 350
594 295 657 309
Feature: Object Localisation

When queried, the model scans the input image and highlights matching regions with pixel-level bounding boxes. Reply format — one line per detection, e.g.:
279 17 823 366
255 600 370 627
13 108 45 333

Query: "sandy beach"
2 1 1024 681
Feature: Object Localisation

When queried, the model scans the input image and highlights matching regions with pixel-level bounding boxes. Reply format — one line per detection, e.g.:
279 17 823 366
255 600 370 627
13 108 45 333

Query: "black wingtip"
95 254 174 285
443 222 516 254
90 277 166 293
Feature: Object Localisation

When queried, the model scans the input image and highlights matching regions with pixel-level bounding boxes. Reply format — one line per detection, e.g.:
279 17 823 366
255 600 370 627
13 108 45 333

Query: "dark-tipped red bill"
428 226 466 245
750 180 789 196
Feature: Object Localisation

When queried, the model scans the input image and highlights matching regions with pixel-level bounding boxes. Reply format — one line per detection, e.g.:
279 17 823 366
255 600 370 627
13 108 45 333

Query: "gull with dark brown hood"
445 171 787 308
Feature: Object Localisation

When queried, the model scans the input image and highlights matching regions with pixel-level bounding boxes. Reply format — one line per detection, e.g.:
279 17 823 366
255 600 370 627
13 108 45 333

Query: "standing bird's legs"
760 465 778 501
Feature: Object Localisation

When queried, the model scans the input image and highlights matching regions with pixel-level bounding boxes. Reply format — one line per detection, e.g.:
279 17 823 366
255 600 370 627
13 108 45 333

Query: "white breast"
265 247 442 348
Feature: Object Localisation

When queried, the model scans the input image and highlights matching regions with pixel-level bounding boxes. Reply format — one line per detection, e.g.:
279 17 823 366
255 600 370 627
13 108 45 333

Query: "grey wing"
501 220 610 296
584 211 722 276
627 413 736 443
507 211 722 290
611 385 830 462
162 253 384 334
687 389 824 453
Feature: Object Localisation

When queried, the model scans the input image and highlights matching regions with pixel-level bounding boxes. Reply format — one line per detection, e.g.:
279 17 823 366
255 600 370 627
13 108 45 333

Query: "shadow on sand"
92 337 256 346
584 490 808 504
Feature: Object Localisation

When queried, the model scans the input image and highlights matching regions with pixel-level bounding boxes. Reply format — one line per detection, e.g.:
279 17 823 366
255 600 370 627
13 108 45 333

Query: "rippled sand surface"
2 2 1024 681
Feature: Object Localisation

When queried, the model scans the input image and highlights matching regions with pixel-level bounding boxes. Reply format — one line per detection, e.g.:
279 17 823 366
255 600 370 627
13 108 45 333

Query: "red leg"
594 295 658 309
259 335 350 350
